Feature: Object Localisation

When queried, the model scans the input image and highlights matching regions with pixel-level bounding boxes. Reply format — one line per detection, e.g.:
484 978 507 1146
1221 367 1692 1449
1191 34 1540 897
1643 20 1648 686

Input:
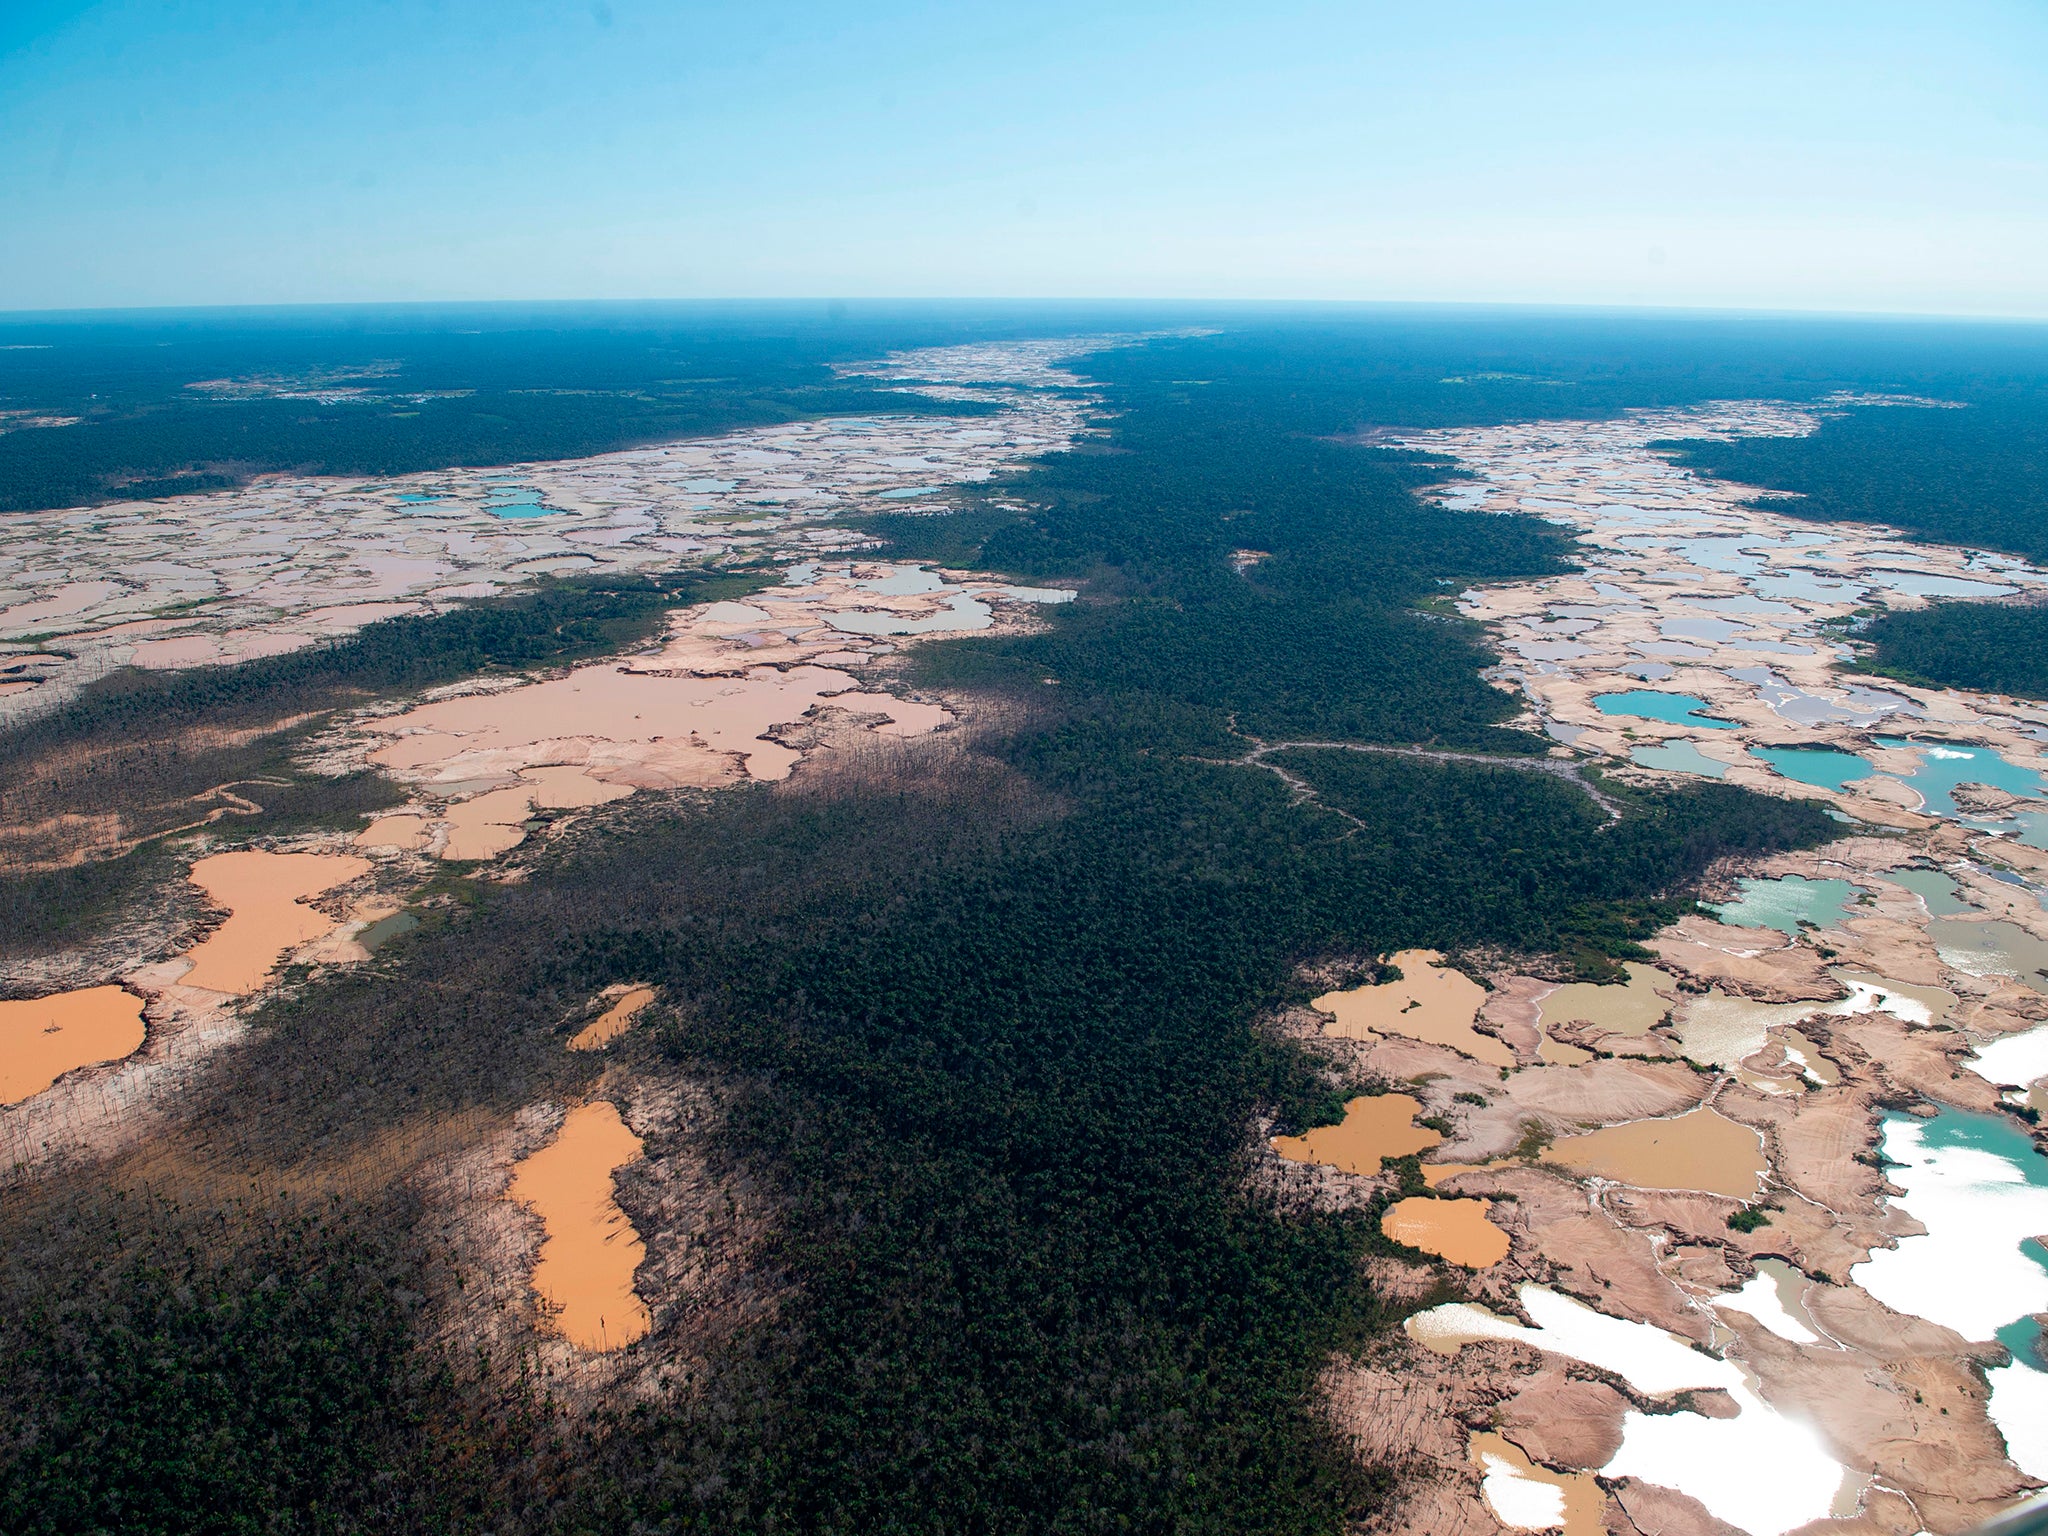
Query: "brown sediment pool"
1931 918 2048 993
1470 1431 1606 1536
181 850 371 995
1314 949 1515 1068
438 786 539 861
0 985 147 1104
1547 1106 1766 1199
1538 962 1673 1037
1382 1196 1510 1267
522 764 635 808
507 1100 651 1352
571 986 657 1051
1271 1092 1442 1175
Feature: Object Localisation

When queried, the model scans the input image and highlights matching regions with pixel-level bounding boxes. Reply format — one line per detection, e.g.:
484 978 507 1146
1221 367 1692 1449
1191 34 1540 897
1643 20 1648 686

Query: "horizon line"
5 295 2048 328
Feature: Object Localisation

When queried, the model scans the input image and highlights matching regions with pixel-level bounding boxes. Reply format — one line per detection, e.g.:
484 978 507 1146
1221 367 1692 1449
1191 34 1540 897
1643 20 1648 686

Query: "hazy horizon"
8 296 2048 328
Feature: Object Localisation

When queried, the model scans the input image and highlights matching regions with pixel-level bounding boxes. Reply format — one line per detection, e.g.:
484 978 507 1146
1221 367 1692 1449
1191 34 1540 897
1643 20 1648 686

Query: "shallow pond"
440 785 541 861
0 985 147 1104
824 593 992 636
1870 569 2019 600
1972 1025 2048 1092
1630 740 1726 777
1538 962 1672 1037
1712 1259 1821 1345
1749 746 1875 792
482 486 560 519
1380 1196 1510 1268
358 910 418 953
507 1100 651 1352
1706 874 1857 937
1313 950 1513 1067
1270 1093 1441 1176
572 985 656 1051
1874 737 2048 817
1593 691 1739 729
181 850 370 995
1883 866 1975 917
1546 1107 1766 1199
1930 918 2048 992
1753 568 1860 603
1470 1431 1604 1536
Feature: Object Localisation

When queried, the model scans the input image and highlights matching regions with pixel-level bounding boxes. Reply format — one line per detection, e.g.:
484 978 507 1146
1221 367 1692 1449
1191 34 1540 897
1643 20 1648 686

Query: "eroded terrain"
0 337 1093 716
1273 398 2048 1535
15 349 2048 1527
0 337 1102 1353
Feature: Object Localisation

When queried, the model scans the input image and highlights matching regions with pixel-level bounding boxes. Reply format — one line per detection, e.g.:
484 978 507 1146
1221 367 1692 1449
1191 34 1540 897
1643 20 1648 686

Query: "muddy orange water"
1547 1106 1765 1199
1 985 147 1104
1382 1196 1510 1267
508 1100 651 1351
1538 962 1673 1037
571 986 656 1051
180 850 371 995
1271 1093 1442 1176
1470 1432 1606 1536
523 764 634 809
439 786 538 861
1313 950 1514 1068
436 768 637 862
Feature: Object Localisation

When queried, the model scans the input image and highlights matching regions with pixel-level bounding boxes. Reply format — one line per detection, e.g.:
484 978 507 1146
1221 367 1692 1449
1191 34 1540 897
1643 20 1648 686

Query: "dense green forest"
0 325 1849 1534
1657 394 2048 563
0 305 1031 511
12 303 2048 515
1852 597 2048 699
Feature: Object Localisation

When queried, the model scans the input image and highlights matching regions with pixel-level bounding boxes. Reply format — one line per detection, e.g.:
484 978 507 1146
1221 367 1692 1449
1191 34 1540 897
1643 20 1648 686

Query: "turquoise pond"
1592 690 1740 729
2009 812 2048 852
483 487 560 519
878 486 942 500
1750 745 1877 791
1629 741 1726 777
1706 874 1857 936
1876 737 2048 816
1885 867 1975 917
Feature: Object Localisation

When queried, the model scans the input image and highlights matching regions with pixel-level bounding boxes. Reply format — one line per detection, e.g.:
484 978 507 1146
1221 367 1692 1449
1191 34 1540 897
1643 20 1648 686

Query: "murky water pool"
507 1100 651 1352
0 985 147 1103
1706 874 1856 937
1270 1093 1441 1176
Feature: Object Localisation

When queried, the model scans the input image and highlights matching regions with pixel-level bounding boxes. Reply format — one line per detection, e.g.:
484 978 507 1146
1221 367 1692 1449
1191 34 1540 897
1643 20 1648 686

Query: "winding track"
1212 736 1626 827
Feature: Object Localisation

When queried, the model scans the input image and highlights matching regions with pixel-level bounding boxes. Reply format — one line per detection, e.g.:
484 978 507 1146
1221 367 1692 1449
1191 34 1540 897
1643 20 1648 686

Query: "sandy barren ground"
0 336 1104 715
0 339 1105 1293
1283 397 2048 1534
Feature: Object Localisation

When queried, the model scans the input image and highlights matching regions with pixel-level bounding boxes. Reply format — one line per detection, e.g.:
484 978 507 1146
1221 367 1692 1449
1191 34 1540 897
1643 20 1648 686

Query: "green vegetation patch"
1656 397 2048 564
1852 598 2048 699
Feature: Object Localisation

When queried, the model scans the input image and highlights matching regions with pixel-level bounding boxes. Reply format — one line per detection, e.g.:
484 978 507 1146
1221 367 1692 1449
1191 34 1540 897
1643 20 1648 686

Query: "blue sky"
4 0 2045 314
